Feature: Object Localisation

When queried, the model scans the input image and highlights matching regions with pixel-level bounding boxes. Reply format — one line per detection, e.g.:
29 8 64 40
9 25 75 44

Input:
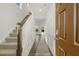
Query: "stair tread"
9 33 17 37
0 42 17 49
0 49 16 55
5 37 17 43
0 28 17 56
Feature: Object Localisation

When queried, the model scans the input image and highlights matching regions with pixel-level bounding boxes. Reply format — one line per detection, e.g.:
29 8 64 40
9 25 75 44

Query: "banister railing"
16 12 32 56
17 12 32 27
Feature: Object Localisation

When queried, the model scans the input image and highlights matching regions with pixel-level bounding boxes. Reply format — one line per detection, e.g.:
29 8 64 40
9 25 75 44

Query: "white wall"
44 3 56 56
22 15 35 56
0 3 28 43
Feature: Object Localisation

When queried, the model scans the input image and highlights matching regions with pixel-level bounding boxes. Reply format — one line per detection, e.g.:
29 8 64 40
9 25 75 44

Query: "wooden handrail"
16 12 32 56
17 12 32 27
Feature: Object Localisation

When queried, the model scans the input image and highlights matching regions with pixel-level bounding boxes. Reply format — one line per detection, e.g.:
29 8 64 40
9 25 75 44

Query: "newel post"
16 23 22 56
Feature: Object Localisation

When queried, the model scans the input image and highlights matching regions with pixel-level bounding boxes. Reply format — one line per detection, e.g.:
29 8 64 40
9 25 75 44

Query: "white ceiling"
27 3 53 27
27 3 51 18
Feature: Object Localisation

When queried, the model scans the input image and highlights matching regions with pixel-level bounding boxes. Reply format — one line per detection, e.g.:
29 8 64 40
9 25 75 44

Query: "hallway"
28 32 53 56
21 3 55 56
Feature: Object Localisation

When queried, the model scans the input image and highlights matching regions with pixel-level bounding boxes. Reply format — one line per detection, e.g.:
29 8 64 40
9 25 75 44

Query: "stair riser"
9 34 17 37
13 29 17 33
0 28 17 56
6 40 17 42
6 39 17 42
0 45 17 49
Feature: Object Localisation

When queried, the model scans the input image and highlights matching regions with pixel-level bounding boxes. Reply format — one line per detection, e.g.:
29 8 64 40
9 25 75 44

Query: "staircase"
0 28 17 56
0 12 32 56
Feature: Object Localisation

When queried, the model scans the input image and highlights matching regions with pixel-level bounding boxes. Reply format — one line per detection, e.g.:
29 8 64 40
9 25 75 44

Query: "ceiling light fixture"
39 9 42 12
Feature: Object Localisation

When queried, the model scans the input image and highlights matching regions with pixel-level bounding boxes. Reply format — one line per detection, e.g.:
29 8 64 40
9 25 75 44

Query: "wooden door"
56 3 79 56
